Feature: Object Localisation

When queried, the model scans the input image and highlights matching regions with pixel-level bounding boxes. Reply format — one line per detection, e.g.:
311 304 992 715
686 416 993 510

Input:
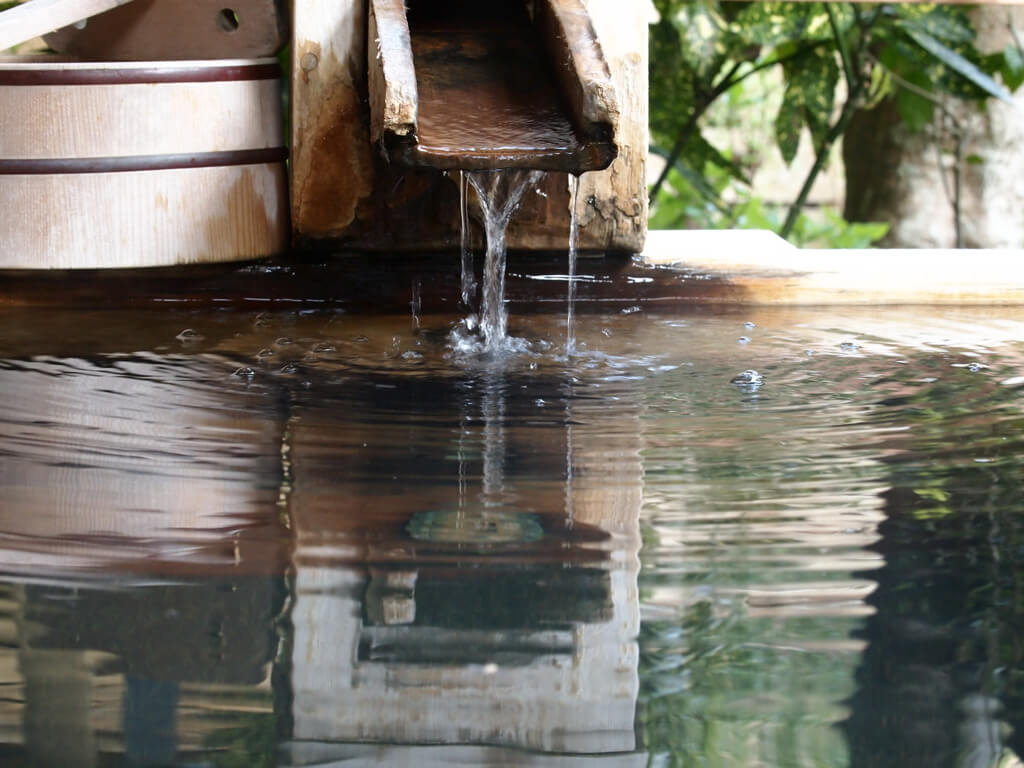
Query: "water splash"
465 169 544 352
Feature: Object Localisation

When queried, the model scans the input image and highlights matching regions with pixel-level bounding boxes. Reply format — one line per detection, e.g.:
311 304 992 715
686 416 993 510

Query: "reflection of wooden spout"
368 0 618 173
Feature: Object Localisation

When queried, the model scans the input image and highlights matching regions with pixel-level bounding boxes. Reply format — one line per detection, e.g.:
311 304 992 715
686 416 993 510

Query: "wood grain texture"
290 0 374 238
537 0 619 138
0 163 288 268
1 74 282 159
368 0 416 145
0 0 134 51
42 0 285 60
0 57 287 267
642 229 1024 305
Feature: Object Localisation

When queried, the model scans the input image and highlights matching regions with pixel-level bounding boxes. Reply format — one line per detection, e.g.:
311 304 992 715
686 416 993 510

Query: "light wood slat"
0 0 135 51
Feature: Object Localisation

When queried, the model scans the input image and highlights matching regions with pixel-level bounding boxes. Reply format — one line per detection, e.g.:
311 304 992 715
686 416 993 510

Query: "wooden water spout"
368 0 618 173
290 0 649 251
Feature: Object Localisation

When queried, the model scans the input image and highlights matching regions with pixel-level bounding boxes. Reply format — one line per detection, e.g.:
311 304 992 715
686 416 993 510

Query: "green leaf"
775 93 802 165
669 1 731 80
773 48 839 160
893 68 937 132
1002 42 1024 91
895 5 975 45
731 3 831 47
904 27 1013 103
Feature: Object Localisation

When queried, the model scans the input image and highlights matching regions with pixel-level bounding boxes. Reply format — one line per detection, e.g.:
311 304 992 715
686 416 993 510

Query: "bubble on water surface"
738 336 751 345
175 329 203 343
621 306 642 315
233 366 255 379
744 321 756 329
730 369 764 390
840 341 860 353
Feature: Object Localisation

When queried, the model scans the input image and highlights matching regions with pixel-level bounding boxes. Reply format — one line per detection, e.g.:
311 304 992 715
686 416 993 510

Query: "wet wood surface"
378 0 616 172
0 250 742 309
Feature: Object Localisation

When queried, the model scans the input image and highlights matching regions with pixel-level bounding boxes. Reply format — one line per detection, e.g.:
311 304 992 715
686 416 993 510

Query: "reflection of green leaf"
914 488 951 504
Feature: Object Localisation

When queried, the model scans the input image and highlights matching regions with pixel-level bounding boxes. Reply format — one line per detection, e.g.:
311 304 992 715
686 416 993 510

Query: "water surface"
1 292 1023 767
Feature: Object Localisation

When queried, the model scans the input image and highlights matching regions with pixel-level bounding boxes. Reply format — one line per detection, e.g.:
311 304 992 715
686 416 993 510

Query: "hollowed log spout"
368 0 619 173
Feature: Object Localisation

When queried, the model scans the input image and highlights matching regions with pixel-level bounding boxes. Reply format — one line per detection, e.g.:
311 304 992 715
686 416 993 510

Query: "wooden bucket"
0 57 288 269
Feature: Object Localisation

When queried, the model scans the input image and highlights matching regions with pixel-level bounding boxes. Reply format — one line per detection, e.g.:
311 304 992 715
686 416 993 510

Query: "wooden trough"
0 56 288 269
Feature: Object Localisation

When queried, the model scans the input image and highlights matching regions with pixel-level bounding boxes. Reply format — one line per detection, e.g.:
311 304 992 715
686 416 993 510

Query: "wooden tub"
0 57 288 269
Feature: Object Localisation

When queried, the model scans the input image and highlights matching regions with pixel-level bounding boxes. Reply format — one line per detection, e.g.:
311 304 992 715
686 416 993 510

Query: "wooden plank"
536 0 619 141
0 164 288 269
290 0 374 238
368 0 417 146
0 0 134 51
0 66 283 159
641 229 1024 305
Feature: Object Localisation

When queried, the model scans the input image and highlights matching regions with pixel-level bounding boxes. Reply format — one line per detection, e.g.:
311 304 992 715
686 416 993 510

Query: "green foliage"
649 1 1024 244
649 163 888 248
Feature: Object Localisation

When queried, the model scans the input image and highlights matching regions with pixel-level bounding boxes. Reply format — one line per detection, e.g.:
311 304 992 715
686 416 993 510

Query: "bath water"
1 291 1023 766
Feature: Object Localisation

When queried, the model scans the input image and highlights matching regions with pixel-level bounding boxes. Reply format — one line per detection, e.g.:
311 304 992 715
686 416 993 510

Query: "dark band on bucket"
0 147 288 175
0 62 281 86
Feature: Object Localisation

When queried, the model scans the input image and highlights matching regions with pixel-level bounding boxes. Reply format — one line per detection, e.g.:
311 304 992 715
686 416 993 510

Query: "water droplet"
840 341 860 353
233 366 255 379
535 398 545 407
528 362 538 370
744 321 756 329
737 336 751 345
967 362 986 373
312 342 336 354
730 369 764 389
256 348 275 359
804 349 815 356
176 328 203 342
275 337 294 347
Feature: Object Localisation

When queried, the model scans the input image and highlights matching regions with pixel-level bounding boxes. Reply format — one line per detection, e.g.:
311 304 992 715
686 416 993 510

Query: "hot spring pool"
0 284 1022 766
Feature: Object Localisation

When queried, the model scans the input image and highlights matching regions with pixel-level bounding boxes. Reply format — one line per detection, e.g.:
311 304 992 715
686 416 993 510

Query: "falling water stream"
464 169 544 350
458 170 583 356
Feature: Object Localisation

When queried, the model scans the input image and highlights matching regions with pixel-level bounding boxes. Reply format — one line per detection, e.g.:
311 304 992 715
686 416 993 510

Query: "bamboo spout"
367 0 619 173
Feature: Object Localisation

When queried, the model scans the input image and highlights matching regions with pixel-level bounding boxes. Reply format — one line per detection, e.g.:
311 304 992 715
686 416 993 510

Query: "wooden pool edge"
640 229 1024 306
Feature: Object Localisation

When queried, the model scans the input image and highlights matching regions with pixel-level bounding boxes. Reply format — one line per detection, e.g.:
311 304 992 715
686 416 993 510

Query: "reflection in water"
845 368 1024 768
0 304 1023 765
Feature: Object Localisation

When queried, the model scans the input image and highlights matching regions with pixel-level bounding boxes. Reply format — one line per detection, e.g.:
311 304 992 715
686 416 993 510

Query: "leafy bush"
649 1 1023 245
